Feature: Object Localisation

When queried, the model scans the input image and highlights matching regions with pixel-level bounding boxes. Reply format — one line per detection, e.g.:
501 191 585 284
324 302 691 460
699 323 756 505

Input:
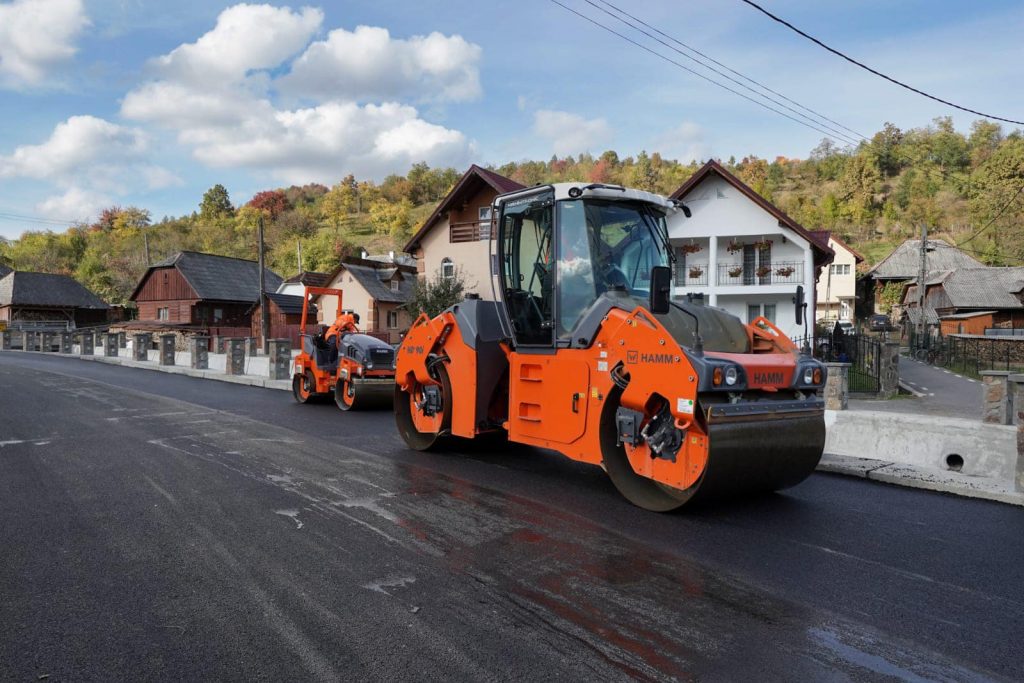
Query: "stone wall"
824 363 850 410
982 371 1012 425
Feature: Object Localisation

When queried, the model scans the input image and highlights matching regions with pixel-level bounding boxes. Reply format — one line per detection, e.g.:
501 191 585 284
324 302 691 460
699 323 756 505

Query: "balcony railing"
717 261 803 286
450 220 491 243
674 268 709 287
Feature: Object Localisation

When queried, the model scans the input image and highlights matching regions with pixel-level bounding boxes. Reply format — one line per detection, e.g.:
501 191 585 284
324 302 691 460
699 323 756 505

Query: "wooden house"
248 292 314 348
130 251 282 329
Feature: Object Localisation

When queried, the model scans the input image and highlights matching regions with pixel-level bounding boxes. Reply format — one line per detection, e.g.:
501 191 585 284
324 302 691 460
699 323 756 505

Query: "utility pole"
258 215 269 354
143 232 151 267
917 224 928 343
296 240 303 273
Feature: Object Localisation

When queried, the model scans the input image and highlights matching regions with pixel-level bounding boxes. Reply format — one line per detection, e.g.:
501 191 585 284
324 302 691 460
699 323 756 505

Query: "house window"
157 307 169 321
441 258 455 279
391 279 400 292
747 304 777 324
213 308 224 322
387 310 399 329
674 249 687 287
830 264 850 275
479 206 493 240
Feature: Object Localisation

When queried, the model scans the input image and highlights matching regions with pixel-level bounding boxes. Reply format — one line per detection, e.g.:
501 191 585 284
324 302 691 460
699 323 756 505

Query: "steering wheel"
599 263 628 291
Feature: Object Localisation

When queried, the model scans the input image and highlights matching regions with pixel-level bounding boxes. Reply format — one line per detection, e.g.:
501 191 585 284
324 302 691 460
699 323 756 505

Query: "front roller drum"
394 363 452 450
335 378 393 411
600 391 825 511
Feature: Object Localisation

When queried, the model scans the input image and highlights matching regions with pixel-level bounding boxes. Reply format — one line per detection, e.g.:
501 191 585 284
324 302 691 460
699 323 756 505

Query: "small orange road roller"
394 183 828 511
292 286 397 410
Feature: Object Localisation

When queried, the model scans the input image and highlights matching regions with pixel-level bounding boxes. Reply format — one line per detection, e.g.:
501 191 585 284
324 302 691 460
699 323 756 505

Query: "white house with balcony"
666 160 833 340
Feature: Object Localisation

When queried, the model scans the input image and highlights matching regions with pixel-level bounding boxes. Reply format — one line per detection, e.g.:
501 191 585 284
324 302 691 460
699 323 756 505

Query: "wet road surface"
1 353 1021 681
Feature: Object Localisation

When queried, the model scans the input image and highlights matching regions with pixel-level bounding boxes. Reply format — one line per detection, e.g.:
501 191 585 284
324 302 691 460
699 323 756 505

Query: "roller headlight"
724 366 738 386
802 367 815 385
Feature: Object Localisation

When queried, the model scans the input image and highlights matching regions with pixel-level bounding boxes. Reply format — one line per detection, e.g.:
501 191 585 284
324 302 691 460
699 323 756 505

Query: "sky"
0 0 1022 239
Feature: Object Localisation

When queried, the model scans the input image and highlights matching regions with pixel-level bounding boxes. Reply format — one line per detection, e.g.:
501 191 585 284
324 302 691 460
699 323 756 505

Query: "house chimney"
389 250 395 262
361 250 368 259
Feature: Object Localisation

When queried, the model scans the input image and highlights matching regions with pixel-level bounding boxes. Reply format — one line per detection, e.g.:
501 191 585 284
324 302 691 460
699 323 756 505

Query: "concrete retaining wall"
826 409 1018 482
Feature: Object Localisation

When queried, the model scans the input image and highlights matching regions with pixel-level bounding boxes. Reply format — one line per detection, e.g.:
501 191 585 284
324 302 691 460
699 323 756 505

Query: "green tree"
405 266 467 318
200 184 234 219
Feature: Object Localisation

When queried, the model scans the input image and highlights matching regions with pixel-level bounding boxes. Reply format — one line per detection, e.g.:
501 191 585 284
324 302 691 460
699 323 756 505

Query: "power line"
738 0 1024 126
547 0 859 146
0 210 85 227
955 181 1024 246
592 0 867 142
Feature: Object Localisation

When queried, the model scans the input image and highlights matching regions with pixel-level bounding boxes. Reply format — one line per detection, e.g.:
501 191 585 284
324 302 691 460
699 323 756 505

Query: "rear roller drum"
394 363 452 451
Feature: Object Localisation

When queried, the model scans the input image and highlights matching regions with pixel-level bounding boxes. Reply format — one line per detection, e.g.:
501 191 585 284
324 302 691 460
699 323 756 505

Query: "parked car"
867 314 893 332
835 320 855 336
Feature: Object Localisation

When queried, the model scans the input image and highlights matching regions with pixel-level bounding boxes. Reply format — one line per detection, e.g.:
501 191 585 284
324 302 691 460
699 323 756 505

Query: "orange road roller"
292 286 397 410
394 183 828 511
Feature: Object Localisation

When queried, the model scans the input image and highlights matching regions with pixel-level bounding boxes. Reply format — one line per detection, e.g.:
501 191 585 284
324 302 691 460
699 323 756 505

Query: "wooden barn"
249 292 315 348
130 251 282 329
0 271 109 328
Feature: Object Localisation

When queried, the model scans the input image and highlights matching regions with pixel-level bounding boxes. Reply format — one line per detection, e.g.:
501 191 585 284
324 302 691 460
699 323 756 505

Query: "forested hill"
1 116 1022 306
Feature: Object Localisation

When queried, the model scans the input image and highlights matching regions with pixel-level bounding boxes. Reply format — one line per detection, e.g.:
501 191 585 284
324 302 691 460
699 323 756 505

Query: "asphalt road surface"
1 353 1021 681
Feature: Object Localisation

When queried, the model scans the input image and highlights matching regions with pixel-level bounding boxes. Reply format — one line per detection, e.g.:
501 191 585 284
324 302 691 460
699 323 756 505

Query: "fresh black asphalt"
1 353 1021 681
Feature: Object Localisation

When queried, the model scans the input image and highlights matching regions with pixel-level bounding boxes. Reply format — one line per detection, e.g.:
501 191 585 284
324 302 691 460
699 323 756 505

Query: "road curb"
819 453 1024 506
14 350 292 392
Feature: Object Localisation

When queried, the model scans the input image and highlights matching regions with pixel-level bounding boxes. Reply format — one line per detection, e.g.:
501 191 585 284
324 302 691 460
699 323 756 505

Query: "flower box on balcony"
753 239 773 250
688 267 704 278
755 265 772 278
680 243 702 255
775 266 795 277
726 239 744 254
727 266 743 278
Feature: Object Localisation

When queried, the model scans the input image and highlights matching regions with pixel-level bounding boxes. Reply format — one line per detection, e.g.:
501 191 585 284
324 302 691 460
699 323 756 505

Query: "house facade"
0 271 109 328
130 251 282 326
667 160 833 340
404 165 524 300
814 232 864 323
316 257 416 343
249 292 313 348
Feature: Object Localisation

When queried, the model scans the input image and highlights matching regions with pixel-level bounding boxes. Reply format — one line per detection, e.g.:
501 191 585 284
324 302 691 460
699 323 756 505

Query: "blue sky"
0 0 1022 238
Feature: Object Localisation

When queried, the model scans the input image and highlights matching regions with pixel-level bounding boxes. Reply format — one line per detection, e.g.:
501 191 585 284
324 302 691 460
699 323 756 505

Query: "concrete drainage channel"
823 410 1024 506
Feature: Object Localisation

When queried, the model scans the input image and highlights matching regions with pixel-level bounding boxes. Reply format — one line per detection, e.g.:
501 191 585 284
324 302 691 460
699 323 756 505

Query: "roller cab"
395 183 827 511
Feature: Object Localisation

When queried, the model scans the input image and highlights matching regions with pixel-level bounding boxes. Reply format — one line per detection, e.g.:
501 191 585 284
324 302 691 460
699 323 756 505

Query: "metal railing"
716 261 803 286
675 269 709 287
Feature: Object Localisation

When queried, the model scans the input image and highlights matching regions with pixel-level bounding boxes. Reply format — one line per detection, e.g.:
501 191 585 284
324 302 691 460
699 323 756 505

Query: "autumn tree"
247 190 291 219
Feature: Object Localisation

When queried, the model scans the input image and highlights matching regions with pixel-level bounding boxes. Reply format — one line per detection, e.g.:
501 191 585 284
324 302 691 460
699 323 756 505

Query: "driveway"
852 355 984 418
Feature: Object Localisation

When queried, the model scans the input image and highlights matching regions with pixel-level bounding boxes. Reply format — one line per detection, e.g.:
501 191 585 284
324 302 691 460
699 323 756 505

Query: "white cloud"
151 3 322 86
0 0 88 88
651 121 710 163
121 4 477 183
36 186 110 222
532 110 612 157
0 115 179 213
0 115 147 180
279 25 482 103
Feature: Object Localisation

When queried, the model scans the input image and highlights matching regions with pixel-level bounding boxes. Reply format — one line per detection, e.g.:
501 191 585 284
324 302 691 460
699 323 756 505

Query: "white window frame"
157 307 169 321
387 310 399 329
441 258 455 279
390 279 400 292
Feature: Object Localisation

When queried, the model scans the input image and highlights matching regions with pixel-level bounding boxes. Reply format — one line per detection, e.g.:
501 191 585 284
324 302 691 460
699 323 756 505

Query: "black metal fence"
909 331 1024 378
793 331 881 392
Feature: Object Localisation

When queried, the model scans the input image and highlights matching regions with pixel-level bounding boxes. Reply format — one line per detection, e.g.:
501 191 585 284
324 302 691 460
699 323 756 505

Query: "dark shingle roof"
265 292 310 315
135 251 282 302
0 271 109 309
939 267 1024 309
0 263 12 278
282 271 330 287
345 264 415 304
867 239 983 279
